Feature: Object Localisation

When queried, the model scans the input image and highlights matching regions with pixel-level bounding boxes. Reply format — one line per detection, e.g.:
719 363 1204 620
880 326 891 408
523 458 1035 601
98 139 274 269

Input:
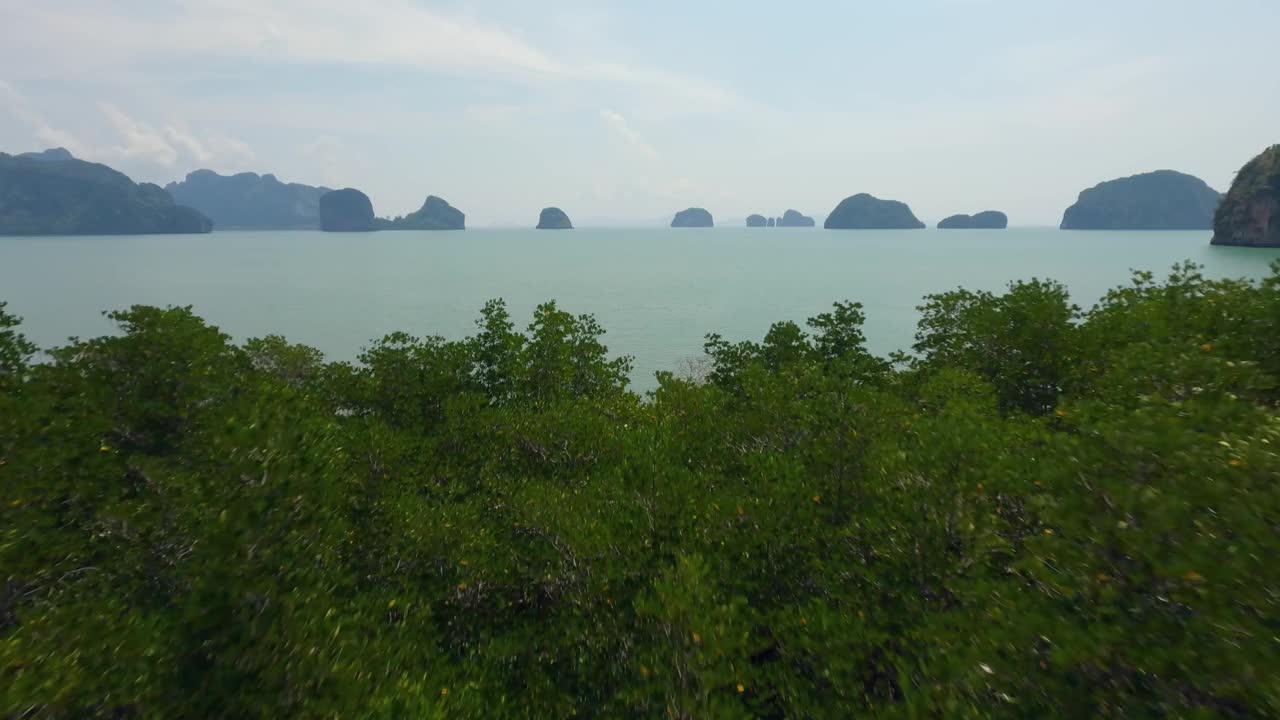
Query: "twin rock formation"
747 210 816 228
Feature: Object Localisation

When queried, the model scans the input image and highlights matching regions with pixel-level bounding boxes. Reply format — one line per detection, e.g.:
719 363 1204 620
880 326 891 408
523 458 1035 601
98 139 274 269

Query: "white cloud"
98 103 178 166
600 109 657 159
207 135 257 167
1 80 256 172
164 126 213 164
164 126 257 169
0 78 86 155
0 0 742 112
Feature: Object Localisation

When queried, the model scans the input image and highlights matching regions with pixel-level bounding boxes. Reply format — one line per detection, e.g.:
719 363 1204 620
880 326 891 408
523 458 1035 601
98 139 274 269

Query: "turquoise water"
1 228 1277 390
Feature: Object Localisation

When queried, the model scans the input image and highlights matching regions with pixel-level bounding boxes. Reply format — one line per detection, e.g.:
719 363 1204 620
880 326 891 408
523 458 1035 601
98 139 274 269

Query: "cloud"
0 78 86 154
98 103 178 166
600 109 657 159
0 0 743 112
1 80 256 171
208 135 257 167
164 126 213 164
163 126 256 167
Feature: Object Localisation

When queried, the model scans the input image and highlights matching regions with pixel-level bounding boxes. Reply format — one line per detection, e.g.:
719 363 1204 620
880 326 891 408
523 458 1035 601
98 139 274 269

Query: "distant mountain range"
4 147 1273 241
166 170 332 230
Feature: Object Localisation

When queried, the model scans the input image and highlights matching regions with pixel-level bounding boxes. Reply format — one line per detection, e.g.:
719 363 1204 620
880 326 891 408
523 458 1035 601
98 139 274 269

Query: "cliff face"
165 170 331 229
1060 170 1220 230
746 214 767 227
1211 146 1280 248
824 194 925 230
0 150 212 235
672 208 713 228
319 189 376 232
537 207 573 230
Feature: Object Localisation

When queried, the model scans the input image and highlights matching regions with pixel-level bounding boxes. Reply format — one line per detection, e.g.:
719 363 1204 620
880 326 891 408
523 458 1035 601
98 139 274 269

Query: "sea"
2 227 1277 391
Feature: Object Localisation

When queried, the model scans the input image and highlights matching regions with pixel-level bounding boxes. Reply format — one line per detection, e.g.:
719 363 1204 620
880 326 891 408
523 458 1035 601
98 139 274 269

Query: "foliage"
912 279 1080 414
3 263 1280 718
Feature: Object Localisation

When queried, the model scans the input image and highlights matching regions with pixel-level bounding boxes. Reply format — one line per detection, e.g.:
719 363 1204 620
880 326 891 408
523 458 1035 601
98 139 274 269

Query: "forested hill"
0 151 211 235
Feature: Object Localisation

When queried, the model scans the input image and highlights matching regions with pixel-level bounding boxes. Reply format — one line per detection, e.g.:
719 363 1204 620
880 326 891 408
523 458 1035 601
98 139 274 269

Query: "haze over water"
2 228 1276 390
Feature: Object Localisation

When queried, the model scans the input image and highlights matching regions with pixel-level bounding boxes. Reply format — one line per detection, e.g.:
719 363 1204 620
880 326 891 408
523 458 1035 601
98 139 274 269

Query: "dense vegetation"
0 151 212 235
1212 145 1280 248
166 170 331 230
3 262 1280 718
1060 170 1220 231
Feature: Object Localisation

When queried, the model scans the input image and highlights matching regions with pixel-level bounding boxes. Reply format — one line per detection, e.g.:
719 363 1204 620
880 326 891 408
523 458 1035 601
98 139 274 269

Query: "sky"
1 0 1277 227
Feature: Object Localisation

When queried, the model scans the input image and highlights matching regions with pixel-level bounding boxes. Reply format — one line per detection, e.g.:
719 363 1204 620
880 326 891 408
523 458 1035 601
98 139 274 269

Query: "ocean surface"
2 227 1277 391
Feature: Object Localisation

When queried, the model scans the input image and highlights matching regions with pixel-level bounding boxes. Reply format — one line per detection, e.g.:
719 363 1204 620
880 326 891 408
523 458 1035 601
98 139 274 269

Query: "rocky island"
1060 170 1220 230
824 194 925 230
378 195 465 231
779 209 816 227
166 170 331 229
536 207 573 230
671 208 713 228
747 209 814 228
319 188 376 232
0 148 212 235
1211 145 1279 248
938 211 1008 229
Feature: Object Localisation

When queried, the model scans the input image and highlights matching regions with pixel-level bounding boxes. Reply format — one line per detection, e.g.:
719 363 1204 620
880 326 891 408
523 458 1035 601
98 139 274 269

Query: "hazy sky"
1 0 1277 226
